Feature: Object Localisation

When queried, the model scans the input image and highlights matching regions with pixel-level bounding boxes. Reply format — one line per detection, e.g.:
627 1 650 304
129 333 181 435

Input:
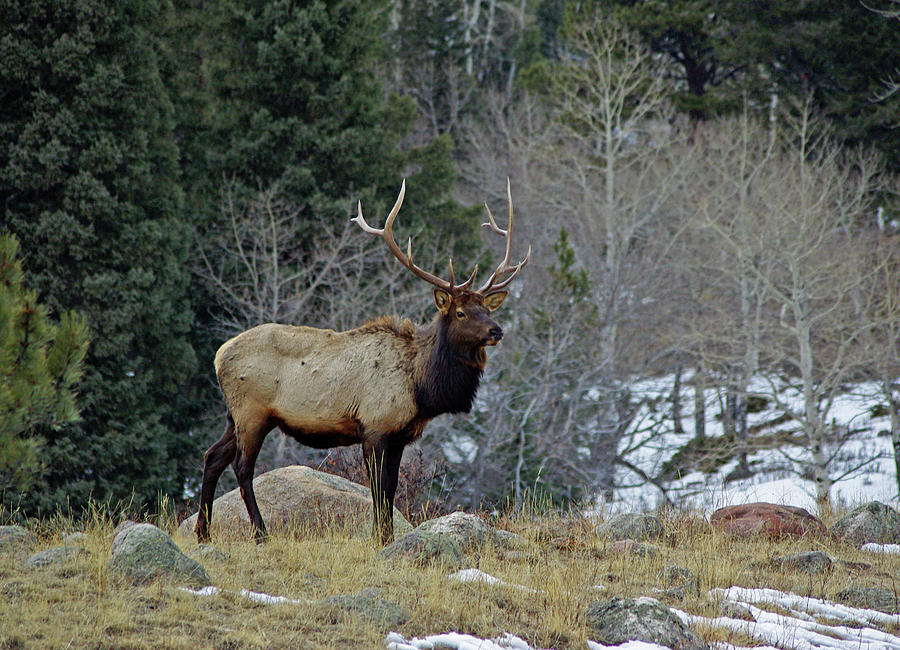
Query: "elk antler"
353 180 478 293
477 178 531 295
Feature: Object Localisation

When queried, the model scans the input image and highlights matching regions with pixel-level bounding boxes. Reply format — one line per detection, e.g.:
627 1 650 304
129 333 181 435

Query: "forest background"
2 0 899 522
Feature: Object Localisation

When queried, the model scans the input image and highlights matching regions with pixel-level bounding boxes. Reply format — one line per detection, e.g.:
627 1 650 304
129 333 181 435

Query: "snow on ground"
386 571 900 650
183 566 900 650
609 376 898 516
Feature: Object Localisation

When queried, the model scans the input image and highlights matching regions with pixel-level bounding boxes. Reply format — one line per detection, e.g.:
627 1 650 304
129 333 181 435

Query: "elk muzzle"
485 325 503 345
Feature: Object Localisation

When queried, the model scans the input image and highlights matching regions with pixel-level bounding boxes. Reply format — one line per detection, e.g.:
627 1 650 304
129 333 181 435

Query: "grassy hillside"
2 507 899 649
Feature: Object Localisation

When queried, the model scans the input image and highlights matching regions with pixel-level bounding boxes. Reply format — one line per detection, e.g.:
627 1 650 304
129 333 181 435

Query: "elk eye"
456 310 466 319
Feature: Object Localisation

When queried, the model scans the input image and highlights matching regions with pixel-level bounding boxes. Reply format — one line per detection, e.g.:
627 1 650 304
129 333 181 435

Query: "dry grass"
2 506 899 649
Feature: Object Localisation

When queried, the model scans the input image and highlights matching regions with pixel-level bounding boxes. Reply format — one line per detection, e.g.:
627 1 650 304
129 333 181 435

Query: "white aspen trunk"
794 298 831 507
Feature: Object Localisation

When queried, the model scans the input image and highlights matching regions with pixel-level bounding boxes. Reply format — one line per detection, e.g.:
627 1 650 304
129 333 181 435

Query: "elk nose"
489 327 503 341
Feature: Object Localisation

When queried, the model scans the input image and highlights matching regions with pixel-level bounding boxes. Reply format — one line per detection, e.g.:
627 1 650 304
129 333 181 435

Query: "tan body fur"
215 319 428 448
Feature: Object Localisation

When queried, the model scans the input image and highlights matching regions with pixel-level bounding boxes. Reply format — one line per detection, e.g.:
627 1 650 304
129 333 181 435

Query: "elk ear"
434 289 452 314
482 291 507 311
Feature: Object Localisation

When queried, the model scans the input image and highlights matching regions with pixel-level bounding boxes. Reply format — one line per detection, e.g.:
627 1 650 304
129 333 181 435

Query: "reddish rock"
710 503 827 539
607 538 659 557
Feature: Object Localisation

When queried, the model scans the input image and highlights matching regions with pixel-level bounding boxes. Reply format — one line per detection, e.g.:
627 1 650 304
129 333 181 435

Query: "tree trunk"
671 362 684 434
693 367 706 440
796 304 831 508
884 380 900 500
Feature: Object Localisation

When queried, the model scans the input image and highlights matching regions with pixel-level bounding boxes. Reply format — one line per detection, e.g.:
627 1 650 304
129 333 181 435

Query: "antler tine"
353 180 451 291
477 178 530 294
449 258 479 291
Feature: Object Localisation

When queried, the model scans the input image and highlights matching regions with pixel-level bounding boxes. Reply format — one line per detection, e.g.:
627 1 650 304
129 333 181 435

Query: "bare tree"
447 16 696 508
690 102 890 508
857 231 900 499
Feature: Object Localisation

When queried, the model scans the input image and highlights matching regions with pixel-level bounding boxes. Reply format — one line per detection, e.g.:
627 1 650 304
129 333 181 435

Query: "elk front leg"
363 435 404 545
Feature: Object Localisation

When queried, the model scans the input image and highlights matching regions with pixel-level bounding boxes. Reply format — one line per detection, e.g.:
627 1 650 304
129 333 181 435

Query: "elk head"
352 179 531 355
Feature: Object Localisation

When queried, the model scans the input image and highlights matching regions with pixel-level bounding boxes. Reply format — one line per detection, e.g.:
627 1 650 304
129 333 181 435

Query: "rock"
710 503 826 539
112 520 139 551
62 532 89 545
492 528 525 549
0 525 37 557
607 538 659 558
719 600 756 621
26 546 89 568
656 565 700 600
178 465 411 540
377 527 464 567
772 550 832 574
585 597 708 650
416 511 518 548
414 511 492 547
109 522 210 586
830 502 900 546
833 587 900 614
594 513 664 542
188 544 229 563
377 511 517 566
315 587 410 628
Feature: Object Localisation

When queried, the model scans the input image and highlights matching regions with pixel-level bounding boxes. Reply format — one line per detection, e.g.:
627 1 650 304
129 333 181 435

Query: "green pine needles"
0 233 89 492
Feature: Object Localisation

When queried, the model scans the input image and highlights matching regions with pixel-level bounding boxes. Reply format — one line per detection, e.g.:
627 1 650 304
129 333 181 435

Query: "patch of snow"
862 543 900 555
386 631 533 650
610 374 899 517
180 585 310 606
448 568 540 594
676 586 900 649
586 642 671 650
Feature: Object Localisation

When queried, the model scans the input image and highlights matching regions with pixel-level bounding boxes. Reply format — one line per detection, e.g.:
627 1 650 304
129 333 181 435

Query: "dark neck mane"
414 318 485 420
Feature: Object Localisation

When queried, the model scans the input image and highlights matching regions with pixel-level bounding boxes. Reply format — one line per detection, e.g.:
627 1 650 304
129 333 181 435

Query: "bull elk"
195 180 530 545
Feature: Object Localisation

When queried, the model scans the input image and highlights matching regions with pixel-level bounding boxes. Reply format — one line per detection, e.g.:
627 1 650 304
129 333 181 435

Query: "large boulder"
830 501 900 546
710 503 826 539
109 522 209 586
178 465 411 540
585 597 708 650
594 513 664 542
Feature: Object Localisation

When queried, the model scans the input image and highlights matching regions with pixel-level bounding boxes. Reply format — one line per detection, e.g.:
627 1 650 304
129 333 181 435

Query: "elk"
195 180 529 545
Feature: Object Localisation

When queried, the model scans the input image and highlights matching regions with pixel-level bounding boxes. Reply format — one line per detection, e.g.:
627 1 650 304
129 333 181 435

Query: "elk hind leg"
232 419 272 543
196 411 237 543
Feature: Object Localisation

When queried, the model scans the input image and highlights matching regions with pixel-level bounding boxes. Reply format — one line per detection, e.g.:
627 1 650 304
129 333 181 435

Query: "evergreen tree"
603 0 742 121
718 0 900 172
0 234 89 493
169 0 475 286
174 0 460 230
0 0 199 515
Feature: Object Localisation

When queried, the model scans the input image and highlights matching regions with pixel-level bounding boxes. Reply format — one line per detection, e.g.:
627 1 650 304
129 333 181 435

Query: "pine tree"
0 0 199 515
718 0 900 172
172 0 468 241
604 0 742 121
0 234 89 493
